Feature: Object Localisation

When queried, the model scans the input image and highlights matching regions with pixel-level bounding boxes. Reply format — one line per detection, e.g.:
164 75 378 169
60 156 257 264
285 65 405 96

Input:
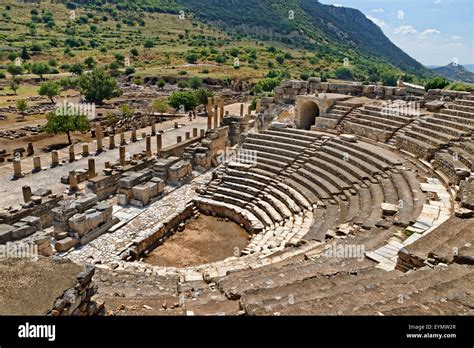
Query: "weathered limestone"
207 107 212 130
214 105 219 129
55 237 78 252
131 129 137 142
151 121 156 136
109 135 115 149
119 146 126 166
95 124 103 153
13 159 22 178
69 145 75 163
32 156 42 173
88 158 96 179
168 160 192 184
51 151 59 167
27 142 34 156
120 132 126 146
22 185 32 203
146 135 152 158
82 144 89 157
68 171 78 191
156 133 162 157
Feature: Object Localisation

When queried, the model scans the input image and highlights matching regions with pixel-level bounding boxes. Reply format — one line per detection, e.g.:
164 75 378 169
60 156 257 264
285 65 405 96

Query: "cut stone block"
55 237 78 252
381 203 398 216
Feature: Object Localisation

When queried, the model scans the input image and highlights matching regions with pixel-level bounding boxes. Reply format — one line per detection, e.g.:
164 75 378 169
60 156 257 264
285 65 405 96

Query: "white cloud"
451 35 462 40
421 29 440 35
367 15 386 27
332 3 343 7
434 0 441 4
397 10 405 20
394 25 417 35
371 8 384 13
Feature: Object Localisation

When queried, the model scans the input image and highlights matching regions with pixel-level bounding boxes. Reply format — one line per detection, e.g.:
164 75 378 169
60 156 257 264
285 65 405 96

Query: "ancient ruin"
1 77 472 317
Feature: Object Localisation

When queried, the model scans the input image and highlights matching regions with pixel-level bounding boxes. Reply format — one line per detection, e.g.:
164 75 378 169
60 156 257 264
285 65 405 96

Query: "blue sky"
319 0 474 66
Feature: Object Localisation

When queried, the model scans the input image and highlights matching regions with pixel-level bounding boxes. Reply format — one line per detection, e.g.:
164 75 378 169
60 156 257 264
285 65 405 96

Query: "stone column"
240 103 244 117
22 185 32 203
109 135 115 149
131 129 137 142
219 101 225 126
13 159 22 178
185 132 190 140
156 133 162 157
145 135 152 158
82 144 89 157
207 107 212 130
33 156 42 173
68 170 78 191
69 145 75 163
151 121 156 136
120 132 126 146
247 105 252 116
177 136 182 143
95 124 103 153
193 128 198 138
88 158 96 178
51 151 59 167
256 99 261 113
214 105 218 128
27 142 34 156
119 146 126 166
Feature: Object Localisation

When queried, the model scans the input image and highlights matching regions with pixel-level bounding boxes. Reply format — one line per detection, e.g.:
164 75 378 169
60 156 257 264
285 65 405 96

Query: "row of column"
13 125 204 181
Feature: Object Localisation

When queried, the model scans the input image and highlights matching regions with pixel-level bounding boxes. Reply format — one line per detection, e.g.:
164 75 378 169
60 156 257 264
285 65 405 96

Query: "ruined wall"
0 195 63 227
47 265 105 316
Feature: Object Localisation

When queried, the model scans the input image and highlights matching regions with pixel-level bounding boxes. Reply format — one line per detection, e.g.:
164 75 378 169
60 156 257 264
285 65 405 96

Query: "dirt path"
144 214 250 268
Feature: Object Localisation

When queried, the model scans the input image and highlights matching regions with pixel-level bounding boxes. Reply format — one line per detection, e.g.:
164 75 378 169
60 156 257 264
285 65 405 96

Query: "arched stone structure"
298 101 319 130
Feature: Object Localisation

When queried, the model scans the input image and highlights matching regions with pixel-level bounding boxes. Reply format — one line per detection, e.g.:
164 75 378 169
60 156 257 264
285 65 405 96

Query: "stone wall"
0 195 63 227
47 265 105 316
124 203 196 260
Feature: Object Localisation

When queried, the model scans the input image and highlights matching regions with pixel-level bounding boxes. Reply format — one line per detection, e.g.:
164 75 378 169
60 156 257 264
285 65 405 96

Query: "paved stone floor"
65 171 213 265
0 103 251 208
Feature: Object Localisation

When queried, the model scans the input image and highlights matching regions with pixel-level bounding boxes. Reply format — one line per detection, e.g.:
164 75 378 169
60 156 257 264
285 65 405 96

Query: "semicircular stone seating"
195 126 429 257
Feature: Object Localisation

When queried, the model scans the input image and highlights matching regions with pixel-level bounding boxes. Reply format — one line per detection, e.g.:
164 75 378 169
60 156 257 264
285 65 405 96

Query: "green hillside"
0 0 435 87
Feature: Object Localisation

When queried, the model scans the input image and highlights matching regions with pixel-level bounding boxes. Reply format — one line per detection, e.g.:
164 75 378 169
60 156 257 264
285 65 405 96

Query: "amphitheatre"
0 76 473 316
0 2 471 345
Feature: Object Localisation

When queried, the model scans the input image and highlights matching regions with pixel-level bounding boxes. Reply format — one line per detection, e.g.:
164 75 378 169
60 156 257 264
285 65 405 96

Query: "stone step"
440 108 474 120
296 168 338 197
263 129 318 143
245 136 306 153
422 118 470 137
242 143 300 161
308 156 359 184
268 127 320 139
411 125 456 144
303 162 352 191
432 113 474 128
283 176 320 205
336 138 403 166
312 151 371 181
348 115 400 132
390 173 415 226
395 134 438 160
251 132 312 147
351 112 406 128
